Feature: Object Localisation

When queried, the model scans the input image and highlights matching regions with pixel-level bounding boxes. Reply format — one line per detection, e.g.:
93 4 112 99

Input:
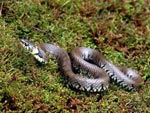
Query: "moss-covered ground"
0 0 150 112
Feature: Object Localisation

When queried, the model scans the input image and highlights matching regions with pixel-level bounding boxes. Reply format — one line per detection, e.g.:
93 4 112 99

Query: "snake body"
20 39 143 92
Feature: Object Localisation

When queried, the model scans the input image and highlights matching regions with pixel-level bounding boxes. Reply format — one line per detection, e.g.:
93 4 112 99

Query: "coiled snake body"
20 39 143 92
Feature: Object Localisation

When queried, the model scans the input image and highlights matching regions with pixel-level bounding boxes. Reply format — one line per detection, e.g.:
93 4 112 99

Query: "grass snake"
20 39 143 92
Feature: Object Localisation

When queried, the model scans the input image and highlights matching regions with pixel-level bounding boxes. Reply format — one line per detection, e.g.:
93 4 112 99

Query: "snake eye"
24 42 29 46
20 39 29 47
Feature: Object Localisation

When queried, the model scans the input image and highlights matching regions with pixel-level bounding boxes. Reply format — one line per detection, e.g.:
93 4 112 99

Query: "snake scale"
20 39 143 92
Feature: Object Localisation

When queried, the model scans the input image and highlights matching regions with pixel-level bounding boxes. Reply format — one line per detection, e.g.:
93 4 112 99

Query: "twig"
0 1 4 17
33 27 53 39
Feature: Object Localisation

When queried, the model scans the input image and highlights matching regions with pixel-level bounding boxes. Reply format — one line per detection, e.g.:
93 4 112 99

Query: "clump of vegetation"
0 0 150 112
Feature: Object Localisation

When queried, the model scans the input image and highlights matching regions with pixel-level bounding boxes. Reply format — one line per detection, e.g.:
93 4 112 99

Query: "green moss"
0 0 150 112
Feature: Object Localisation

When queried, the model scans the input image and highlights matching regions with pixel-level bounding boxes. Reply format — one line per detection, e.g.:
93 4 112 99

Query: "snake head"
20 39 47 63
20 39 37 52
